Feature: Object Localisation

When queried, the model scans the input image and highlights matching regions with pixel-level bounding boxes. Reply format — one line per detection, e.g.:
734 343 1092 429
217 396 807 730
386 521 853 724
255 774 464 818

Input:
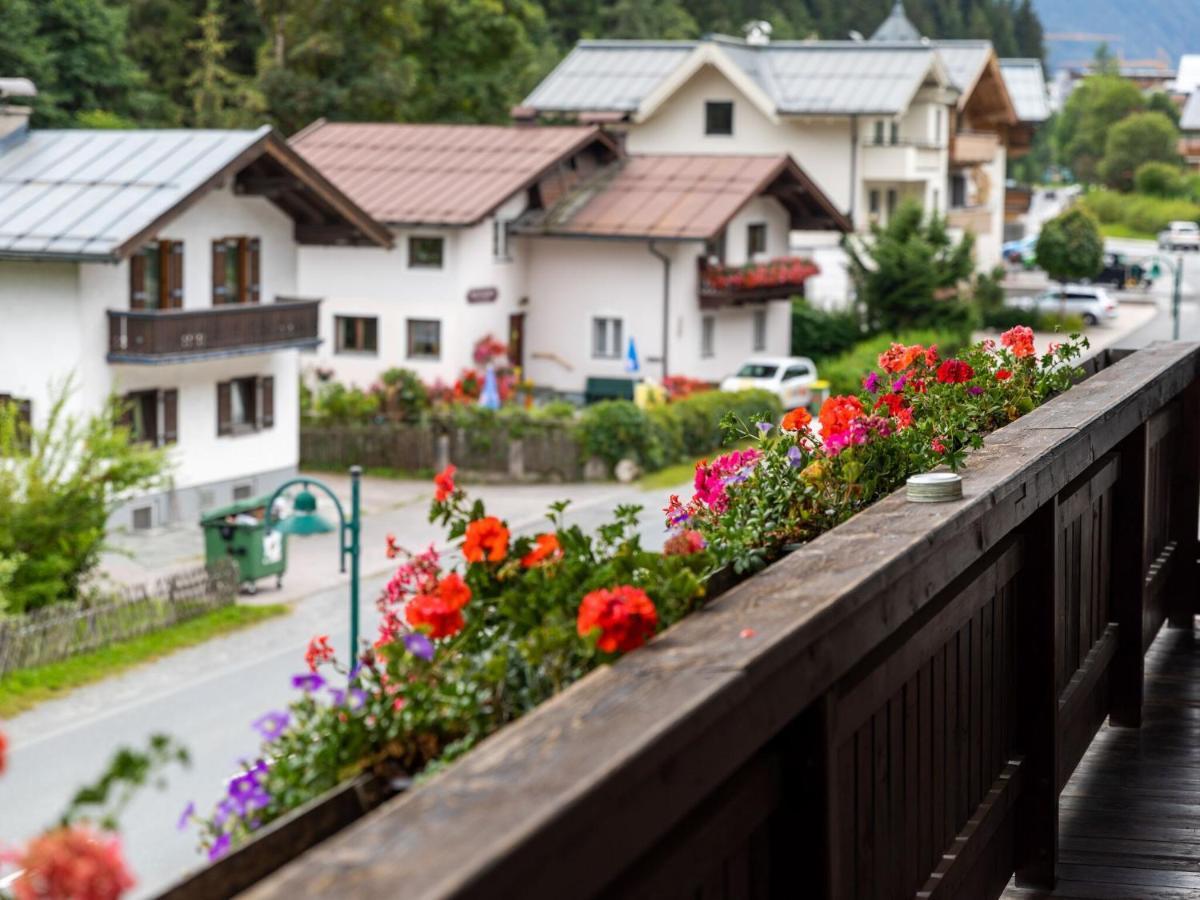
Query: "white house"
290 123 848 398
0 103 390 529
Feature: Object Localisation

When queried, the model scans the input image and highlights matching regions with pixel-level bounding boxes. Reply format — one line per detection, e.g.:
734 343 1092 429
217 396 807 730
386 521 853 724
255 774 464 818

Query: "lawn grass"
638 458 702 492
1098 222 1156 241
0 603 289 718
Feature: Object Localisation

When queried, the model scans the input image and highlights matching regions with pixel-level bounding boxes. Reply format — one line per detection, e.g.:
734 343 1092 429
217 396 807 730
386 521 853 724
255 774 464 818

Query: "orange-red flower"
10 826 135 900
878 343 927 374
433 465 456 503
463 516 509 563
925 345 940 367
521 533 561 568
936 359 975 384
405 593 464 639
873 392 907 418
0 729 6 776
385 534 400 559
1001 325 1035 359
663 530 706 556
576 585 658 654
781 408 812 431
436 572 471 610
995 369 1013 381
304 635 335 672
819 395 863 438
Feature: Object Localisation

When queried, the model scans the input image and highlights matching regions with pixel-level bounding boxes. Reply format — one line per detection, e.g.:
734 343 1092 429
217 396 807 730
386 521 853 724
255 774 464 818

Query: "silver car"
720 356 818 410
1005 285 1118 326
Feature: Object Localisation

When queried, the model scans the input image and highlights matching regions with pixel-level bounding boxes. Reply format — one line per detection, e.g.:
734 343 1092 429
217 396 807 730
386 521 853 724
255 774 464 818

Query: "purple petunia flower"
757 421 772 434
348 688 368 710
177 801 195 831
863 372 880 393
404 632 435 661
787 445 804 467
327 687 346 707
292 672 325 692
212 797 236 828
252 711 289 742
208 832 231 861
892 375 907 392
967 385 984 396
228 768 270 816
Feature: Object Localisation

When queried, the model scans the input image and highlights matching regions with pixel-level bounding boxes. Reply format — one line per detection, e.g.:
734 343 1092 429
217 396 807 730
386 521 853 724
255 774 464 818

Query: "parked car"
1093 252 1152 290
720 357 818 410
1002 234 1038 268
1157 221 1200 251
1005 285 1118 326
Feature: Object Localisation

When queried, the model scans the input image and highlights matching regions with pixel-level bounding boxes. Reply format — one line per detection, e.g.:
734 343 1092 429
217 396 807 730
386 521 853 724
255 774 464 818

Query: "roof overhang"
634 43 780 125
113 130 392 260
960 52 1019 125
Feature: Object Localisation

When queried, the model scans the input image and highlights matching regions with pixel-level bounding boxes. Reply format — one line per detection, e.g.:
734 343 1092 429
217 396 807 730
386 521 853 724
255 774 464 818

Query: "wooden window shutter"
130 249 147 309
167 241 184 308
216 381 232 436
117 393 135 432
212 240 227 305
248 238 261 303
162 389 178 444
260 376 274 429
17 398 31 430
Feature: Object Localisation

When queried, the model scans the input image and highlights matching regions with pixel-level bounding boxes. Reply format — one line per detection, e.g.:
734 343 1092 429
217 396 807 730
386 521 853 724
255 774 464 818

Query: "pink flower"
691 449 762 512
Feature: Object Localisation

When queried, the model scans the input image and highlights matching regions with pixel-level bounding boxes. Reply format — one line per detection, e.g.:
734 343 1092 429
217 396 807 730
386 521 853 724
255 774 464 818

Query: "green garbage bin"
200 494 287 594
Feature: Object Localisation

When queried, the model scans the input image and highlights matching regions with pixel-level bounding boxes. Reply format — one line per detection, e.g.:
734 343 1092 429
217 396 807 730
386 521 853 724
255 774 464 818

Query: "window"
783 363 813 381
752 308 767 351
0 393 32 455
592 317 623 359
701 315 715 358
873 120 885 145
869 190 881 216
132 506 153 531
936 108 944 143
886 189 898 218
122 388 178 447
705 230 726 264
704 101 734 136
407 319 442 359
130 241 183 309
212 237 261 304
735 363 777 378
950 174 967 208
409 236 444 268
335 316 378 354
233 483 253 501
931 188 940 212
889 121 899 145
217 376 273 436
493 219 511 261
747 223 767 258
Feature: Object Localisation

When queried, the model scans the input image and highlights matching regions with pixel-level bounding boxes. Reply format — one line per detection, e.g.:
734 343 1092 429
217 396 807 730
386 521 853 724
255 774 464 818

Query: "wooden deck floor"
1004 622 1200 899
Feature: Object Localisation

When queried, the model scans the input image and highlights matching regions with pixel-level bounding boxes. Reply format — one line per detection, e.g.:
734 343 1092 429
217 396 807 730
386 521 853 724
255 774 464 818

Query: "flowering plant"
190 467 710 857
701 257 820 292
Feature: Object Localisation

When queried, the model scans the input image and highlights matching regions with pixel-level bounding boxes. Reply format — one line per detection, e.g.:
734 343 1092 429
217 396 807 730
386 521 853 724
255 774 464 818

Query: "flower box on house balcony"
697 257 819 308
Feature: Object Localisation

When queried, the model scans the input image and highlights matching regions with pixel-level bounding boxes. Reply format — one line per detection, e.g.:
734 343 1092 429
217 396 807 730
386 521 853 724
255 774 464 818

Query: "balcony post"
1169 378 1200 628
1110 424 1148 726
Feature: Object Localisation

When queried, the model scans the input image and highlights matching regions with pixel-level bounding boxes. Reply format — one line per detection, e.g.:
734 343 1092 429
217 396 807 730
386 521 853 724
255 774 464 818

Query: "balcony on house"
107 298 321 364
697 257 819 309
860 140 945 181
946 205 992 235
950 130 1000 167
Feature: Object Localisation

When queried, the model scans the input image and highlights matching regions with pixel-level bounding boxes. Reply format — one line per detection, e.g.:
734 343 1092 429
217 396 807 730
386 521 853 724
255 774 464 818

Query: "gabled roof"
291 122 617 227
1181 90 1200 132
933 41 993 95
522 38 953 119
513 153 850 241
0 126 391 262
999 59 1051 123
870 1 922 43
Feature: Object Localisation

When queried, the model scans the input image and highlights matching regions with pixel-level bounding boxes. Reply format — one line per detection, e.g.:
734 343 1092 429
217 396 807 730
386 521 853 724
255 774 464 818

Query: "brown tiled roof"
290 122 613 226
517 154 850 240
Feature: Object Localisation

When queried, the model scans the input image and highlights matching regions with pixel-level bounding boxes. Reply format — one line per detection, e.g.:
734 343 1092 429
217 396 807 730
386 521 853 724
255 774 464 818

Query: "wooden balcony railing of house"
107 299 320 363
163 342 1200 900
698 257 819 308
951 130 1001 167
947 205 993 235
1005 186 1033 217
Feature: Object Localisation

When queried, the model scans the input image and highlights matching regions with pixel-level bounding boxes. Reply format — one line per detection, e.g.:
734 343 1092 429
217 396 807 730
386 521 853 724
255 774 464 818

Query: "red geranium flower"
10 826 135 900
521 533 562 568
405 593 464 639
577 585 658 654
463 516 509 563
781 408 812 431
433 465 456 503
436 572 471 610
995 369 1013 381
304 635 335 672
873 392 907 418
663 530 706 556
936 359 975 384
931 437 947 454
1001 325 1035 359
385 534 400 559
818 395 864 438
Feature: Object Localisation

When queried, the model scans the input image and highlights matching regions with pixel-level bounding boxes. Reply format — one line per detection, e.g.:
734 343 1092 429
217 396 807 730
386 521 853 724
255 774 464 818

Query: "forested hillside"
0 0 1043 135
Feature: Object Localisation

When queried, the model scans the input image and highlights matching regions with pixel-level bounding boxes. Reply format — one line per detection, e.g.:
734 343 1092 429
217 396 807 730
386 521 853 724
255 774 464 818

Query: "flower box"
698 256 819 307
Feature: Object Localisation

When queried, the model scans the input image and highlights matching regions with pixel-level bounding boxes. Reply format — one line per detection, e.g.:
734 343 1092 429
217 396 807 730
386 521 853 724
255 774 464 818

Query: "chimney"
0 78 37 140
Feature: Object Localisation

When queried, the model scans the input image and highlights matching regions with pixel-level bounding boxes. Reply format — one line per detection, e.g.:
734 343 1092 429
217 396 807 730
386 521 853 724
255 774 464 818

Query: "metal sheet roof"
515 153 848 240
999 60 1050 123
291 123 610 225
1181 90 1200 132
932 42 993 93
522 39 944 117
0 127 271 260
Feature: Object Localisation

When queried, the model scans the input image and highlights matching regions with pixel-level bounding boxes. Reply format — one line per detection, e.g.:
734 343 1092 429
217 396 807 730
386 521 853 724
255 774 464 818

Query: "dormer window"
705 101 734 136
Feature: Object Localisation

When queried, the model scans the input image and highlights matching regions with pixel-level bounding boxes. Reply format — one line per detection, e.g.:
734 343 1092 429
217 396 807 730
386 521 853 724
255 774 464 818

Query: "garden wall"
166 344 1200 899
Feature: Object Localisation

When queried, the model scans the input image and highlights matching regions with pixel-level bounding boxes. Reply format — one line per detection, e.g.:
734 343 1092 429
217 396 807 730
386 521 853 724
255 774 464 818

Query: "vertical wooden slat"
945 629 960 845
835 738 855 899
969 608 982 808
904 673 919 893
1111 425 1147 727
981 600 994 790
919 660 933 876
856 727 873 900
1169 380 1200 627
888 692 905 899
168 240 184 308
956 625 970 827
873 708 888 900
931 645 946 866
212 239 227 304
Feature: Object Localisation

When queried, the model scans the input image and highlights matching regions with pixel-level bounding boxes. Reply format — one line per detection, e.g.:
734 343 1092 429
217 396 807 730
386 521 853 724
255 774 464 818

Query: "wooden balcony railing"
107 299 320 363
951 130 1000 166
163 343 1200 900
698 257 819 308
946 204 993 235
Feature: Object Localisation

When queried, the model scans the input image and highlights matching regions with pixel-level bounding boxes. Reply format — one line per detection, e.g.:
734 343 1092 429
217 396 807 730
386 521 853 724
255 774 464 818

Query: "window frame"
591 317 623 359
212 236 261 305
700 314 716 359
406 319 442 360
752 308 767 352
334 315 379 355
704 100 734 137
217 376 273 437
130 240 183 310
408 236 445 269
493 219 512 262
747 223 768 259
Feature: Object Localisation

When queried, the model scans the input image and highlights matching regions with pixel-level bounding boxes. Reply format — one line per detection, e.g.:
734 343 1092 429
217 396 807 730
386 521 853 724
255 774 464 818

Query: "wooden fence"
300 423 582 481
0 562 239 676
226 344 1200 900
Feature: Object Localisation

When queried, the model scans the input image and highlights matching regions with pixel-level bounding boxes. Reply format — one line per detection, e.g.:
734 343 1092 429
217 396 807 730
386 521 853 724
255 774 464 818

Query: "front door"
508 313 525 373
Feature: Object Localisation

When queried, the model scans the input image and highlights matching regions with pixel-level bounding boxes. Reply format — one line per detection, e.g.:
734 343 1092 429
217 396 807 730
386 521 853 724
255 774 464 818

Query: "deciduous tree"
1100 111 1179 192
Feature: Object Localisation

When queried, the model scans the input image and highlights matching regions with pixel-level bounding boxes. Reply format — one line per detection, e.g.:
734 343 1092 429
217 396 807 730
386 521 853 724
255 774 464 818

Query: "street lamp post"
1149 255 1184 341
265 466 363 658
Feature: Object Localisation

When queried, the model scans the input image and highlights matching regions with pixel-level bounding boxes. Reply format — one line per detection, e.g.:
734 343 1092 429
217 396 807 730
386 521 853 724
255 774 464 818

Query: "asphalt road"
1103 236 1200 346
0 486 679 897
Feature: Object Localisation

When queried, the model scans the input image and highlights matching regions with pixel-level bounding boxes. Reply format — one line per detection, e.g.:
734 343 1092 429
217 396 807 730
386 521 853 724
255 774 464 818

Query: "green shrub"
310 382 380 425
1134 161 1186 198
1081 189 1200 236
378 368 429 423
576 401 667 472
790 300 861 360
980 307 1085 332
1080 188 1125 224
820 330 970 396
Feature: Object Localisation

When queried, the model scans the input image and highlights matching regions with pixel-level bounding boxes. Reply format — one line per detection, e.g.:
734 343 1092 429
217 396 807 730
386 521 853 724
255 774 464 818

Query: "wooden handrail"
238 344 1200 900
107 299 320 361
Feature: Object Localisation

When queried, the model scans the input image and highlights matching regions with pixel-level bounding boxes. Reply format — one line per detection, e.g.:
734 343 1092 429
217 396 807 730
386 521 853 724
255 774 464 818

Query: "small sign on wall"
467 287 499 304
